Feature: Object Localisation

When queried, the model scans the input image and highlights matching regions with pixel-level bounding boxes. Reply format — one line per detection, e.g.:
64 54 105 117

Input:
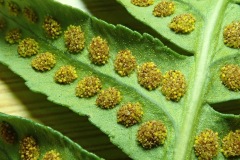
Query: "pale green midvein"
174 0 229 159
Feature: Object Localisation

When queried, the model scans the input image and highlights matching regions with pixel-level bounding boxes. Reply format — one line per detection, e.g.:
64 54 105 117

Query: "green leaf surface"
0 0 239 160
0 112 101 160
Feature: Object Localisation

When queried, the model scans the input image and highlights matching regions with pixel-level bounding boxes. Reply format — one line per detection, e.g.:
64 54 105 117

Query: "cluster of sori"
194 129 240 159
1 0 239 155
131 1 240 92
131 0 196 34
0 121 62 160
0 0 190 150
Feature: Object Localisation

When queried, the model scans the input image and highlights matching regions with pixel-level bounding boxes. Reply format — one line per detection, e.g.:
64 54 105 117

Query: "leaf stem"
174 0 229 159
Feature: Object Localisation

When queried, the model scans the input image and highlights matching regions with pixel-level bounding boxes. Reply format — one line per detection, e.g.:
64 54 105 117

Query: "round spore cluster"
137 62 162 90
0 121 17 144
96 87 122 109
220 64 240 91
223 21 240 49
23 7 38 23
153 1 175 17
19 136 40 160
137 120 167 149
5 28 21 44
18 38 39 57
131 0 154 7
117 102 143 127
161 70 186 101
54 65 78 84
194 129 219 160
64 25 85 53
43 16 62 39
76 76 102 98
43 150 62 160
89 36 109 65
221 130 240 158
169 13 196 33
114 49 136 76
31 52 56 71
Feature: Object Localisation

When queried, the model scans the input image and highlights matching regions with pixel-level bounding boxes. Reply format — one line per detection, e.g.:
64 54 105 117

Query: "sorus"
54 65 78 84
169 13 196 33
89 36 109 65
96 87 122 109
18 38 39 57
194 129 219 160
114 49 137 76
137 120 167 149
137 62 162 90
19 136 39 160
64 25 85 53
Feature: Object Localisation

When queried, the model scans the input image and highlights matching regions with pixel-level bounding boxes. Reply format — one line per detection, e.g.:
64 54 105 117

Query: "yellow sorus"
96 87 122 109
153 1 175 17
169 13 196 33
18 38 39 57
31 52 56 71
131 0 154 7
223 21 240 49
161 70 186 101
64 25 85 53
19 136 40 160
137 62 162 90
5 28 21 44
117 102 143 127
221 130 240 158
194 129 219 160
43 16 62 39
75 76 102 98
54 65 78 84
89 36 109 65
43 150 62 160
137 120 167 149
114 49 137 77
220 64 240 91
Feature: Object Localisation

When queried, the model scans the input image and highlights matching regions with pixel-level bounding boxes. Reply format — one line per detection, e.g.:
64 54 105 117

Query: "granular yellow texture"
221 130 240 158
117 102 143 127
31 52 56 71
220 64 240 91
54 65 78 84
43 150 62 160
89 36 109 65
7 1 20 16
43 16 62 39
161 70 186 101
5 28 21 44
137 120 167 149
76 76 102 98
64 25 85 53
137 62 162 90
194 129 219 160
0 121 17 144
19 136 39 160
18 38 39 57
96 87 121 109
114 49 136 76
131 0 154 7
153 1 175 17
223 21 240 49
23 7 38 23
169 13 196 33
